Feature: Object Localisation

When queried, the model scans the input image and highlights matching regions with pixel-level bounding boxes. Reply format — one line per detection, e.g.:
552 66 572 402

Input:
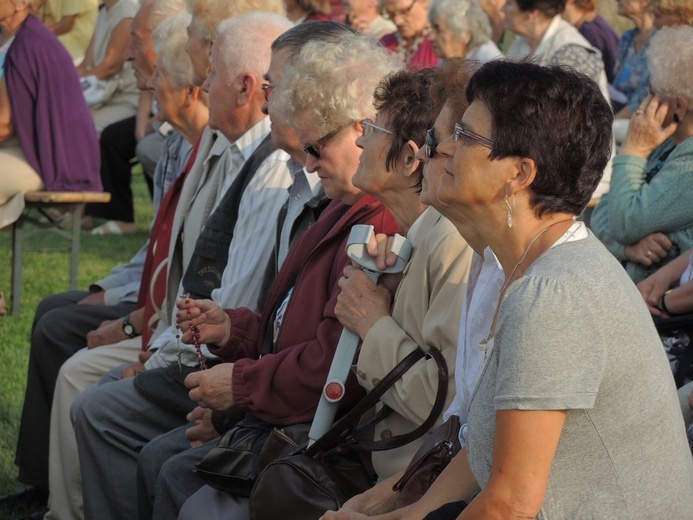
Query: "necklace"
479 219 573 356
175 293 208 371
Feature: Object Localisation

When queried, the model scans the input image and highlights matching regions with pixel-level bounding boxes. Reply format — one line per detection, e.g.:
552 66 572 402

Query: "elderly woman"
333 64 475 483
592 26 693 284
171 32 399 520
0 0 100 229
612 0 657 117
76 0 140 134
428 0 501 62
391 59 693 520
504 0 608 98
379 0 438 70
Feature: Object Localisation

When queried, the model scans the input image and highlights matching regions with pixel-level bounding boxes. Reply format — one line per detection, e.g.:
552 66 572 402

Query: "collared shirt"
146 117 293 369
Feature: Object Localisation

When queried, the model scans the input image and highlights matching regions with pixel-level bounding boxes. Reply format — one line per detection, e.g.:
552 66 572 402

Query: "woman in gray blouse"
399 60 693 519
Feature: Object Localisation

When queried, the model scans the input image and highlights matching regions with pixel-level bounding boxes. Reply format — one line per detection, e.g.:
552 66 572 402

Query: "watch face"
124 324 134 335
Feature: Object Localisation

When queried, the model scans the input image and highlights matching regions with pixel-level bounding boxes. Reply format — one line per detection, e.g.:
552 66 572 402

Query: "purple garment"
579 15 620 84
4 15 101 192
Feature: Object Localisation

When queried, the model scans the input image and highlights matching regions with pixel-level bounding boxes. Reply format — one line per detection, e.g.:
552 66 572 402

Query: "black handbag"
249 347 449 520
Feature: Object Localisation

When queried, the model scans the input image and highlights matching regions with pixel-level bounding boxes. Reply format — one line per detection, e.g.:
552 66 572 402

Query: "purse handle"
305 346 448 456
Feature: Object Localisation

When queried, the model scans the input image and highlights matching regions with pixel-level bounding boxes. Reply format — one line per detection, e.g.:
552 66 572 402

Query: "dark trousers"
86 116 138 223
15 290 135 488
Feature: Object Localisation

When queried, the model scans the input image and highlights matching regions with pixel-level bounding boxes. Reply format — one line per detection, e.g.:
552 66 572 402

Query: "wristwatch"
122 314 137 338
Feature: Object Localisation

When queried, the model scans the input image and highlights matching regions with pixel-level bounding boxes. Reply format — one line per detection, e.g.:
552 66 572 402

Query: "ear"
235 73 259 106
183 85 199 107
507 157 537 196
675 95 689 119
401 139 421 178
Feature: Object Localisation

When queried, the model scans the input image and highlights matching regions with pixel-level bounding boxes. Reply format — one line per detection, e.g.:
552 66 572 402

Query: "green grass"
0 166 152 504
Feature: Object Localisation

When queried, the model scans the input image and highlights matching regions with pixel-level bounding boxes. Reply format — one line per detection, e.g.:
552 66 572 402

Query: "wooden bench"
9 191 111 314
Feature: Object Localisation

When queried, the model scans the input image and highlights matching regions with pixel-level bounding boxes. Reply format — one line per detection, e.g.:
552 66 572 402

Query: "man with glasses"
380 0 438 70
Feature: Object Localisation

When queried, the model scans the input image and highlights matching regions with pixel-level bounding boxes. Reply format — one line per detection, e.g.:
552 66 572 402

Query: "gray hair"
148 0 188 30
276 33 400 135
152 13 194 87
271 21 359 57
215 12 293 81
428 0 492 52
648 25 693 105
185 0 285 44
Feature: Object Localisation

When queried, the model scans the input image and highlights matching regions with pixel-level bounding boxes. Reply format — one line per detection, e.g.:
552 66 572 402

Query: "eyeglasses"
453 123 494 149
302 122 353 159
261 83 276 102
361 118 394 138
424 128 438 158
386 0 418 19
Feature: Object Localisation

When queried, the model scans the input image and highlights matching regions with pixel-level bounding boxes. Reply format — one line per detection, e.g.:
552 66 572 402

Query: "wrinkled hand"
349 16 371 34
121 350 152 378
364 233 402 272
335 265 392 339
86 318 127 349
185 363 235 412
621 95 678 158
185 406 219 447
177 298 231 346
78 291 105 306
625 232 671 267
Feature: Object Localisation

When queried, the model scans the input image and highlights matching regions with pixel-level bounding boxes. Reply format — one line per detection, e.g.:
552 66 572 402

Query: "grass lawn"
0 167 153 505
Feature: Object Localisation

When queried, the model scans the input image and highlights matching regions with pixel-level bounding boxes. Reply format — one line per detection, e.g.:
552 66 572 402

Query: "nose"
305 154 320 173
261 99 269 115
201 76 210 93
415 146 429 163
354 134 365 150
146 73 156 91
124 39 135 61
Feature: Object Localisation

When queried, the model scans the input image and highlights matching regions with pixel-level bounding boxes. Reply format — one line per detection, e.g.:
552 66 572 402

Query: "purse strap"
305 346 448 456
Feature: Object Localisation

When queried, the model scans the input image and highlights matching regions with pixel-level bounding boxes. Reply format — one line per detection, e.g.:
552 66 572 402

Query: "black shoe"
0 487 48 511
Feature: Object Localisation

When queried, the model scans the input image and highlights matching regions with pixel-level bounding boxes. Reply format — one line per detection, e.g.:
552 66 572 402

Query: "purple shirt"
5 15 101 192
579 15 620 84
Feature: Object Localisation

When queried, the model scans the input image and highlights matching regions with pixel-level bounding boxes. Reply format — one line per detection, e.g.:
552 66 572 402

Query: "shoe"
0 487 48 510
90 220 136 235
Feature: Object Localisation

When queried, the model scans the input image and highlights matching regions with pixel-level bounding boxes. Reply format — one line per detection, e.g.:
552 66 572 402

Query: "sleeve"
230 254 359 424
60 0 98 17
209 155 292 312
606 145 693 244
493 275 607 411
91 240 148 305
208 307 263 362
355 230 473 426
590 192 627 260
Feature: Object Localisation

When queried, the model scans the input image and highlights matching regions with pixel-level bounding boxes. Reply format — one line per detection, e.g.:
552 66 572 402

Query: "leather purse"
249 347 449 520
392 414 462 509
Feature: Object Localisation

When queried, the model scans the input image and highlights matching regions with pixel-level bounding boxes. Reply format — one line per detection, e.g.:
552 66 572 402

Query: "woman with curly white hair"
593 25 693 284
428 0 501 62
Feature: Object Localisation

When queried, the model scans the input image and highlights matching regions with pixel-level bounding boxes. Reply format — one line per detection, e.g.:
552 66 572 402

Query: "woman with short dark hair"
398 60 693 519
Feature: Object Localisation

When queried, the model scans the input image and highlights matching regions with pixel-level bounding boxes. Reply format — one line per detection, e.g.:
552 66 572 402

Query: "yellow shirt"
41 0 98 59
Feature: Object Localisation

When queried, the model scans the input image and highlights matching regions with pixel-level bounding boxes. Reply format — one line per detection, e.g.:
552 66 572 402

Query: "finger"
365 232 380 257
375 236 390 271
653 99 670 122
184 371 201 389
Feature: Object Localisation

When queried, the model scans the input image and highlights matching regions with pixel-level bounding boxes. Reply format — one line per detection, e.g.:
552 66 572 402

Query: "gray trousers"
15 290 134 488
72 372 192 520
137 424 217 520
178 484 249 520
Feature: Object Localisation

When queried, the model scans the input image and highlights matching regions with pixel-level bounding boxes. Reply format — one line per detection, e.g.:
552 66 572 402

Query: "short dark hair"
517 0 566 17
271 21 358 55
466 60 613 216
372 68 437 181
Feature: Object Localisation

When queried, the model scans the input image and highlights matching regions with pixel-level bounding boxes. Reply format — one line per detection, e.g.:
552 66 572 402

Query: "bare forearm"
49 14 77 36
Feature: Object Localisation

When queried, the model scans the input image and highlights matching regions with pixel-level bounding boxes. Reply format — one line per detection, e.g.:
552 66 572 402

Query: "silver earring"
505 195 513 228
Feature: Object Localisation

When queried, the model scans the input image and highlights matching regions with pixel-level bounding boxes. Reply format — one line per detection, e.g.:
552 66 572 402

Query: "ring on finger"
636 109 644 115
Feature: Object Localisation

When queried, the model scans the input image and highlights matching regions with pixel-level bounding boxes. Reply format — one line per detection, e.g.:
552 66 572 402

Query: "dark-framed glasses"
303 122 353 159
453 123 494 149
261 83 276 101
424 128 438 158
361 118 394 138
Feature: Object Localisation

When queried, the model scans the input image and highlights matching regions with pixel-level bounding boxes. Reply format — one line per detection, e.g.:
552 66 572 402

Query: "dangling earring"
505 194 513 228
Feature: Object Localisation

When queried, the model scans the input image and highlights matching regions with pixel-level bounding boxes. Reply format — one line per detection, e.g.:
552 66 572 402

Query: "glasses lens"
303 145 321 159
361 118 374 137
262 84 274 102
425 128 437 158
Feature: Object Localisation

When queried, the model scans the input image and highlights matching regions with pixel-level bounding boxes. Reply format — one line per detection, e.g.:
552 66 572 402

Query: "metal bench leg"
69 205 83 291
10 215 25 315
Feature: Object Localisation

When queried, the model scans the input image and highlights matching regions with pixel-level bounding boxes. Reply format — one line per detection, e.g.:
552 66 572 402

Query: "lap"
178 485 249 520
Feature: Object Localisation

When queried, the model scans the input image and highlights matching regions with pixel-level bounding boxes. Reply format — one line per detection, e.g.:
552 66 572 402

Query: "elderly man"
70 13 295 520
7 0 186 517
379 0 438 69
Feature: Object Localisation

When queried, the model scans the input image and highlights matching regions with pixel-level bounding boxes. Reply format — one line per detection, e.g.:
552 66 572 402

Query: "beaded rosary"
175 293 208 371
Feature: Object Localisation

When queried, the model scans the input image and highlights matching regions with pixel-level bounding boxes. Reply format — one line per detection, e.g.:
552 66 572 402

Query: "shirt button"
381 429 392 439
371 377 380 386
